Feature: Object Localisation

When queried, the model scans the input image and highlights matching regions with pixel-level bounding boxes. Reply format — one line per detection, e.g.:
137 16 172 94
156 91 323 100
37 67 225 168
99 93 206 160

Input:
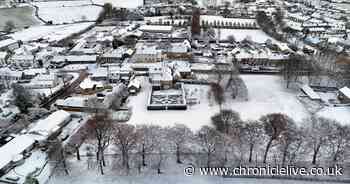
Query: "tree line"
55 110 350 177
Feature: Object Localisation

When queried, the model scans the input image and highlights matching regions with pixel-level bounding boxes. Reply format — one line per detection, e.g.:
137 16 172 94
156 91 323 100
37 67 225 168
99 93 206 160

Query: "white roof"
0 39 17 49
128 78 141 89
29 110 71 140
0 134 35 170
139 25 173 32
52 55 97 63
0 67 23 78
79 78 103 89
301 84 321 100
56 97 87 107
92 67 108 78
339 86 350 98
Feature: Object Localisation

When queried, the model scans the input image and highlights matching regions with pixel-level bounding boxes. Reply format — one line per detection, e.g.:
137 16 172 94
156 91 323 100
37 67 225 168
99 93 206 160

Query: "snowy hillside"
33 1 102 24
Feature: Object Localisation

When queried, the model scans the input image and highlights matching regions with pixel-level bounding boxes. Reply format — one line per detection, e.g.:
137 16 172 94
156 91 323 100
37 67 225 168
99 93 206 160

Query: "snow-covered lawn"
92 0 143 8
47 156 340 184
229 75 309 123
217 29 278 43
33 1 102 24
127 75 309 131
10 22 94 42
49 175 339 184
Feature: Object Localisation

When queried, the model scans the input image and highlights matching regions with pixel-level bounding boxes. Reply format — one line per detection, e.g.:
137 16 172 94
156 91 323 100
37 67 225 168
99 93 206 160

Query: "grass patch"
0 6 40 31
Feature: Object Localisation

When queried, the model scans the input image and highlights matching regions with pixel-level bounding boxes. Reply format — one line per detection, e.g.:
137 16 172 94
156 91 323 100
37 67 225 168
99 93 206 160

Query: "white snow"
127 75 309 131
301 84 321 100
92 0 143 8
33 1 102 24
0 134 35 171
317 107 350 125
10 23 94 42
217 29 278 43
228 75 309 123
339 86 350 98
29 110 71 141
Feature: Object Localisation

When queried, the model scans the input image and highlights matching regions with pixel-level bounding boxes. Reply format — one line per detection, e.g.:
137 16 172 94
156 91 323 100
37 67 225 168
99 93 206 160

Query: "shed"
301 84 321 100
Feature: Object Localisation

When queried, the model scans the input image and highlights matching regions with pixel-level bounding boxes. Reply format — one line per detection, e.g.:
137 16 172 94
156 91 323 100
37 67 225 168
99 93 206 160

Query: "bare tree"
48 139 69 175
304 116 336 165
197 126 223 167
87 111 114 175
326 123 350 163
85 97 104 114
278 120 300 166
114 124 138 171
167 124 193 164
260 113 291 163
242 120 264 163
211 109 241 134
209 82 225 109
136 125 159 167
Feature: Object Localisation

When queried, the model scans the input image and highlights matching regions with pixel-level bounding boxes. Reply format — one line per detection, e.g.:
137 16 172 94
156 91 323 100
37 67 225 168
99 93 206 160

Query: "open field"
33 1 102 24
0 6 40 31
92 0 143 8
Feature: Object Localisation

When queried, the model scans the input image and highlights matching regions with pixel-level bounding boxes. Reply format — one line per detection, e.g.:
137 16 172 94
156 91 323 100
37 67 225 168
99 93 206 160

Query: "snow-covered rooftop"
0 134 35 171
339 86 350 98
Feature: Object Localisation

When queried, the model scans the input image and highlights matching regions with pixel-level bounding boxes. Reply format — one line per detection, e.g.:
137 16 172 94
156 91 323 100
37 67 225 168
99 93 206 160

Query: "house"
0 134 36 177
128 78 141 94
108 65 133 83
9 54 35 68
338 86 350 103
149 65 173 89
97 47 133 64
91 68 108 81
79 78 104 93
0 39 19 51
165 40 192 60
0 67 23 82
23 73 59 89
70 40 102 55
28 110 71 143
133 43 163 63
23 68 48 80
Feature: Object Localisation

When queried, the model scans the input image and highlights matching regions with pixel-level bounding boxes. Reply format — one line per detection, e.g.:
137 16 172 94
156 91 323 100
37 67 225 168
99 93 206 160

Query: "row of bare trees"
54 110 350 176
210 110 350 167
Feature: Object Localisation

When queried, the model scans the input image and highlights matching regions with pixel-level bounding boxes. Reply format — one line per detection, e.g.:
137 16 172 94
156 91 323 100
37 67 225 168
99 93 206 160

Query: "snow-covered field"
10 22 94 42
229 75 309 123
47 155 340 184
33 1 102 24
217 29 278 43
92 0 143 8
127 75 309 131
49 175 339 184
